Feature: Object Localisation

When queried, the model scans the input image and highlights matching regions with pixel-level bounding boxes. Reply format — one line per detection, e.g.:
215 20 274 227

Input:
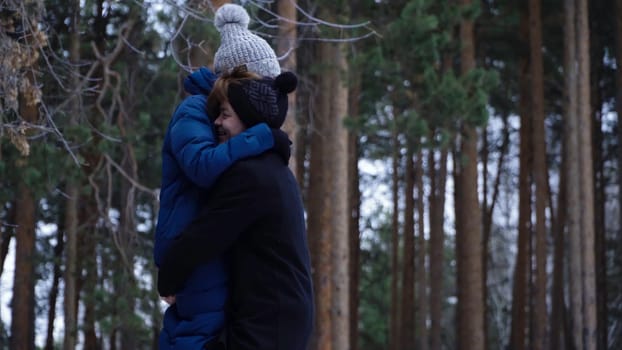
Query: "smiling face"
213 100 247 143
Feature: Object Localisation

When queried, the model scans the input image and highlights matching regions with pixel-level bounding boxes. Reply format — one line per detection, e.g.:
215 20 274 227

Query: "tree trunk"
549 153 567 350
307 40 333 350
592 71 607 350
348 70 361 350
329 42 350 350
481 122 490 350
528 0 549 348
0 203 15 279
0 201 13 350
10 183 36 350
455 1 485 347
576 0 597 347
390 113 401 350
564 0 584 348
10 61 40 350
63 182 79 350
64 2 81 347
415 151 428 350
276 0 299 178
510 7 531 349
81 201 99 350
401 146 415 350
614 1 622 340
482 118 509 350
428 147 447 350
454 127 485 350
116 47 148 345
45 224 64 350
589 4 607 348
614 0 622 278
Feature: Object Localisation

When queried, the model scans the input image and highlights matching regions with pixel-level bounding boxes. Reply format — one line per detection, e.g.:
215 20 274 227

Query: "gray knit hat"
213 4 281 78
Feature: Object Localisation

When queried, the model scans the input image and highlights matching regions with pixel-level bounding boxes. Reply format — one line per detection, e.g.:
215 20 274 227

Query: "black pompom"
274 71 298 94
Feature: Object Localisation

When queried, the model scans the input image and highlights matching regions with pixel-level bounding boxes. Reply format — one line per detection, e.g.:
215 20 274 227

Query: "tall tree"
9 2 45 346
527 0 549 348
563 0 584 348
576 0 597 347
389 113 401 350
428 147 448 350
415 151 428 350
615 4 622 345
276 0 300 179
329 41 350 350
510 5 531 349
347 65 362 350
401 146 415 350
455 1 485 349
589 3 608 345
63 1 81 349
549 151 567 350
613 0 622 266
44 224 63 350
308 40 333 350
11 182 36 350
565 0 598 348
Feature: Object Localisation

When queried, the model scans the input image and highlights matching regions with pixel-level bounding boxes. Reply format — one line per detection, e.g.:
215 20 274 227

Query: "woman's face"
213 100 246 143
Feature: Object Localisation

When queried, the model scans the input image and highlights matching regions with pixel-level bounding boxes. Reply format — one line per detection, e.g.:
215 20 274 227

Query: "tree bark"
614 1 622 340
0 203 15 279
389 112 401 350
482 117 509 350
455 1 485 348
510 7 531 349
576 0 597 348
614 0 622 276
64 2 81 347
11 183 36 350
276 0 299 179
564 1 584 348
348 70 361 350
45 223 64 350
454 127 485 350
401 146 415 350
415 151 428 350
329 42 350 350
11 59 40 350
589 3 607 348
428 147 447 350
528 0 549 348
307 40 333 350
549 153 567 350
80 203 99 350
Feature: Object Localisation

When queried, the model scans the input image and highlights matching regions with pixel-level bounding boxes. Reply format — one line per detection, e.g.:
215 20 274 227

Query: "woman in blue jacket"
154 4 286 349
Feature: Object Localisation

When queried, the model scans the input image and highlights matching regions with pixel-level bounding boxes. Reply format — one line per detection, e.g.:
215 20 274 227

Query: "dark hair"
207 66 261 120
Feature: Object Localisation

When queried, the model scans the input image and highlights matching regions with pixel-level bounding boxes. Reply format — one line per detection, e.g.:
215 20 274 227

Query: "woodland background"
0 0 620 349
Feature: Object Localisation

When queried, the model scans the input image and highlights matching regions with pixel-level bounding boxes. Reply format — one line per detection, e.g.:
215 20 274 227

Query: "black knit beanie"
227 71 298 128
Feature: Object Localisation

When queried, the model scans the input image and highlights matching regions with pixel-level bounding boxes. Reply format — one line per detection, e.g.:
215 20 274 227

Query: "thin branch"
103 154 158 200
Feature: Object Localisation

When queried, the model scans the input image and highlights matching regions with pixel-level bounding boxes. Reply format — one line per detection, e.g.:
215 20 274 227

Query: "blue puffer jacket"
155 67 274 350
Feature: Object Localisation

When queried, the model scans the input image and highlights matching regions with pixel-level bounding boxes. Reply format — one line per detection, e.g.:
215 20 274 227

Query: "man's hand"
161 295 176 305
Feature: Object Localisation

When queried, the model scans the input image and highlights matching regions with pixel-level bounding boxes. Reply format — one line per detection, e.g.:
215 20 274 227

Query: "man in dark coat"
158 68 314 350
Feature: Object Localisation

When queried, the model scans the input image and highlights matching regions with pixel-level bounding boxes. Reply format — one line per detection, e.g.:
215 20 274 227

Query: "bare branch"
103 154 159 200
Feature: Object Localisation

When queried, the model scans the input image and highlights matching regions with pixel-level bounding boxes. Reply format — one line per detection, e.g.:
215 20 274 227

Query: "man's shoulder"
225 153 283 181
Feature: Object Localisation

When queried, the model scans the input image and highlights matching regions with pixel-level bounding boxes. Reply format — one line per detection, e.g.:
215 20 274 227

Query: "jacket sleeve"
157 164 267 296
169 95 274 188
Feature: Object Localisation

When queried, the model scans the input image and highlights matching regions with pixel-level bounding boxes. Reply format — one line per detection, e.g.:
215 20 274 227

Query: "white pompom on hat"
213 4 281 78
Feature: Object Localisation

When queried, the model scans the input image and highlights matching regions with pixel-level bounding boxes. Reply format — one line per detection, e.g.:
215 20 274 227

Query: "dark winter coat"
158 150 314 350
155 67 275 350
